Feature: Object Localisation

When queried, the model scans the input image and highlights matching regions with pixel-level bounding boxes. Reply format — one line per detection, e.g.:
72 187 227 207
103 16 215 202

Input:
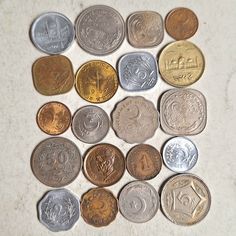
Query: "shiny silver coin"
31 12 75 54
38 189 80 232
118 52 158 91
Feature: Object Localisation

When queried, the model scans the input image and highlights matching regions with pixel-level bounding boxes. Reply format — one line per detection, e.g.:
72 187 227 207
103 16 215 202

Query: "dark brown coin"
83 144 125 187
126 144 162 180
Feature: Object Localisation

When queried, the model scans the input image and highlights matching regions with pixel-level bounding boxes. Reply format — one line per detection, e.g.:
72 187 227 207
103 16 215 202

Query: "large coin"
75 5 125 55
161 174 211 225
31 12 74 54
38 189 80 232
159 41 205 87
119 181 159 223
160 89 207 135
112 96 159 143
31 137 81 187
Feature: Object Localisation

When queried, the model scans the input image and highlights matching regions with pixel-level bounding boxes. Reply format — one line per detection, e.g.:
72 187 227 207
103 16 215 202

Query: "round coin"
161 174 211 225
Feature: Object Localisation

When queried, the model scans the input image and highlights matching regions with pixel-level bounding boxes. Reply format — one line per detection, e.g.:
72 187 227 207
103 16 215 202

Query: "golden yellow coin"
159 40 205 87
75 60 118 103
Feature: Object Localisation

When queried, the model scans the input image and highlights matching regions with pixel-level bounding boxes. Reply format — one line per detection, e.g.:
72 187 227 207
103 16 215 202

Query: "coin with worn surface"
127 11 164 48
112 96 159 143
118 52 158 91
119 181 159 223
75 5 125 55
38 189 80 232
31 137 81 187
83 144 125 187
165 8 198 40
75 60 118 103
161 174 211 225
159 40 204 87
160 89 207 135
126 144 162 180
31 12 74 54
32 55 74 95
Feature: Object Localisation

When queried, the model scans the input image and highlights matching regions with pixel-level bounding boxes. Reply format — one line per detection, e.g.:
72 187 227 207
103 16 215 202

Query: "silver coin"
31 12 75 54
119 181 159 223
38 189 80 232
72 106 109 144
118 52 158 91
75 5 125 55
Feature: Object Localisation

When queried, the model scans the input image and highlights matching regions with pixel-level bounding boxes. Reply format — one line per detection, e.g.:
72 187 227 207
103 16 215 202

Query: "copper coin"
83 144 125 187
37 101 71 135
165 8 198 40
126 144 162 180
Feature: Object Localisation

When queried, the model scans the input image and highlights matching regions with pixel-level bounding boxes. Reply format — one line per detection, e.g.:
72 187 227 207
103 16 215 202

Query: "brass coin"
37 101 71 135
75 60 118 103
159 40 205 87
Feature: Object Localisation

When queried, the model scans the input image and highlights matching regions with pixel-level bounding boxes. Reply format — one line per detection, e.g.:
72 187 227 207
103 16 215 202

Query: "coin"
161 174 211 225
160 89 207 135
81 187 118 227
165 8 198 40
127 11 164 48
38 189 80 232
32 55 74 95
118 52 158 91
37 101 71 135
112 96 159 143
31 12 74 54
158 41 205 87
83 144 125 187
75 5 125 55
75 60 118 103
31 137 81 187
126 144 162 180
72 105 109 144
119 181 159 223
162 137 198 172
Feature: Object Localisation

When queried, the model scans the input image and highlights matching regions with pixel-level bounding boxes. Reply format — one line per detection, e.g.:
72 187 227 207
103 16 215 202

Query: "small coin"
83 144 125 187
37 101 71 135
72 105 109 144
126 144 162 180
119 181 159 223
75 5 125 55
31 137 81 187
161 174 211 225
159 40 205 87
75 60 118 103
162 137 198 172
118 52 158 91
165 8 198 40
31 12 74 54
38 189 80 232
127 11 164 48
32 55 74 95
112 96 159 143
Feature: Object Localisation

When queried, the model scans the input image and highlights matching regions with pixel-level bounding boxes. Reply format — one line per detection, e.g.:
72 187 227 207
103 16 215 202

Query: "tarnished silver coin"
112 96 159 143
31 12 75 54
118 52 158 91
72 106 109 144
75 5 125 55
119 181 159 223
38 189 80 232
163 137 198 172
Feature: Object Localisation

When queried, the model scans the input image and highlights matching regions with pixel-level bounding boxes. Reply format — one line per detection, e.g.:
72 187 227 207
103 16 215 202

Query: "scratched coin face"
31 12 74 54
83 144 125 187
38 189 80 232
161 174 211 225
119 181 159 223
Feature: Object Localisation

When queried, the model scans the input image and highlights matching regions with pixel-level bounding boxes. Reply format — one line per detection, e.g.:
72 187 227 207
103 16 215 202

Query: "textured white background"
0 0 236 235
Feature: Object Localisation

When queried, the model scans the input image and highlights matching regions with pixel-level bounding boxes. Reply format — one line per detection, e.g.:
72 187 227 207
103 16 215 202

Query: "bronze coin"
126 144 162 180
83 144 125 187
